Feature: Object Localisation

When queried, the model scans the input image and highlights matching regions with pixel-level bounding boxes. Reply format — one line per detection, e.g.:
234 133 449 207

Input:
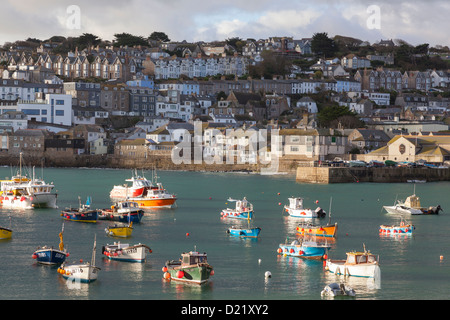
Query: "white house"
296 97 318 113
2 93 73 126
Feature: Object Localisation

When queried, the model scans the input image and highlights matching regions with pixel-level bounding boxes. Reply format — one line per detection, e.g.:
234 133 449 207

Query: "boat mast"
328 197 332 225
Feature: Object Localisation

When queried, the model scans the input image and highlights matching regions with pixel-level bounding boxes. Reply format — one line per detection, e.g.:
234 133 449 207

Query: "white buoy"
265 271 271 278
258 259 262 264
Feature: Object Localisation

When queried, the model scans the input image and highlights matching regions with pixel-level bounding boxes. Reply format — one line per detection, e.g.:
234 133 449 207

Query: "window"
55 110 64 116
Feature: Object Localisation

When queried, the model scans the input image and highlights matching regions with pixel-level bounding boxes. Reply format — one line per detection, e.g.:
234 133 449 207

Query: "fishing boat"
99 200 144 223
0 153 57 208
105 221 133 238
284 197 326 219
321 283 356 298
57 235 100 283
221 197 254 220
162 250 214 285
110 170 177 209
379 219 415 235
277 238 331 260
296 222 338 238
61 196 99 223
0 217 12 240
383 185 442 215
32 224 68 265
324 245 380 278
102 242 151 263
297 198 337 237
227 226 261 237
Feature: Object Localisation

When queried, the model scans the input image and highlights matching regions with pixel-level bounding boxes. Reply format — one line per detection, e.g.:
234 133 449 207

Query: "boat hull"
221 210 254 220
227 227 261 237
30 193 58 209
59 264 100 283
103 244 150 263
383 205 422 215
62 210 98 223
379 224 414 234
99 210 144 223
34 248 67 265
127 197 176 209
105 226 133 238
296 223 337 238
110 186 145 199
1 195 33 209
0 227 12 240
166 264 213 284
278 243 330 259
325 260 380 278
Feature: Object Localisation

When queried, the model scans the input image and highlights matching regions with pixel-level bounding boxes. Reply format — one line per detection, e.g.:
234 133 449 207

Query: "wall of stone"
296 166 450 183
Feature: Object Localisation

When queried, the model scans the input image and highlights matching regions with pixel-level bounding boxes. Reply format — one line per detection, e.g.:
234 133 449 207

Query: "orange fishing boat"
296 222 337 238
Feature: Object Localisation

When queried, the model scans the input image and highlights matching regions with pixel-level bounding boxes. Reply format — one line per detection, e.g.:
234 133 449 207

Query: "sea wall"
296 166 450 183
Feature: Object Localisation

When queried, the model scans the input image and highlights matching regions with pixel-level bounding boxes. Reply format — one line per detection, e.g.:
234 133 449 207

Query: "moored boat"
61 196 99 223
284 197 326 219
277 239 331 260
321 283 356 298
0 217 12 240
325 245 380 278
99 200 144 223
221 197 254 220
57 235 100 283
162 250 214 285
296 222 337 238
32 224 69 265
0 154 57 208
0 192 33 209
105 222 133 238
379 219 415 235
102 242 151 263
110 171 176 209
383 186 442 215
227 226 261 237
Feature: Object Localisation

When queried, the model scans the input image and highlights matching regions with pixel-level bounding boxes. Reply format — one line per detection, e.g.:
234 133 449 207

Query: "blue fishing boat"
277 239 331 260
61 196 99 223
32 224 68 265
98 200 144 223
221 197 254 220
227 226 261 237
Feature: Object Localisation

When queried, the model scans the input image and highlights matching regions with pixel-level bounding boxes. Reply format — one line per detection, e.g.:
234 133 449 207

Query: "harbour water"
1 167 450 301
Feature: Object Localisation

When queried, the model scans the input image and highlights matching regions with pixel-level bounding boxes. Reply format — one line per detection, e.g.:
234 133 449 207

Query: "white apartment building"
0 93 72 126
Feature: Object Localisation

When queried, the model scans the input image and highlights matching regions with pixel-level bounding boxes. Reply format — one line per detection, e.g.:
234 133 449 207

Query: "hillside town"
0 32 449 172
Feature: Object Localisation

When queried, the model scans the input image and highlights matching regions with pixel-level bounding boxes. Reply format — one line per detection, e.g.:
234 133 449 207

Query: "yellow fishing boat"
105 222 133 238
296 222 338 238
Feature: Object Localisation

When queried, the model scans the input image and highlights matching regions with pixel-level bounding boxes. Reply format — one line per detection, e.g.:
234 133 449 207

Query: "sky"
1 0 448 47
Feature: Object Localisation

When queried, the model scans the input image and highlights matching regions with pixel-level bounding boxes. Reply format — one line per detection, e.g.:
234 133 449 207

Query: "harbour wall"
296 166 450 183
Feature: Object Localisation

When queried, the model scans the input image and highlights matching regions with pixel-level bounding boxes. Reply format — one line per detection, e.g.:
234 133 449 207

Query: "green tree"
311 32 337 58
76 33 101 50
148 32 170 42
113 33 148 47
317 105 358 128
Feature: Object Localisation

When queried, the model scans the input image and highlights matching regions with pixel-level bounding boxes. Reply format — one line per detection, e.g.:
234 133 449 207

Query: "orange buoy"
164 272 171 280
162 266 168 272
176 270 184 278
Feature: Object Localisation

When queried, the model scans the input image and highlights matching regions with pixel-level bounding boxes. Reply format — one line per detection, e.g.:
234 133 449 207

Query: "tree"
311 32 337 58
317 105 358 128
113 33 148 47
148 32 170 42
76 33 101 50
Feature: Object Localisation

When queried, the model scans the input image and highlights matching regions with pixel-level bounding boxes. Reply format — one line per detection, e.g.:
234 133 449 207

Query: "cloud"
0 0 447 47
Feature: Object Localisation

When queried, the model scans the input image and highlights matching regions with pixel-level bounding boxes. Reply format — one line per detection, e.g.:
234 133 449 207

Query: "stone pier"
296 166 450 183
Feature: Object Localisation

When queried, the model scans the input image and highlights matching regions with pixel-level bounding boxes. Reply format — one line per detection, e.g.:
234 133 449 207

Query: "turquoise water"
1 167 450 300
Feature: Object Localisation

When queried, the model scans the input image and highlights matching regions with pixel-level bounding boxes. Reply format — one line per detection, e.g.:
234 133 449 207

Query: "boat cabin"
288 197 304 209
404 194 421 208
181 251 208 266
346 251 378 265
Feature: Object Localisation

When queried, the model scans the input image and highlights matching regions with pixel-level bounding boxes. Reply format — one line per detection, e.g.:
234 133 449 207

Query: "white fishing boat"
57 235 100 283
383 185 442 215
221 197 254 220
0 153 57 208
284 197 326 219
325 245 380 279
102 242 151 263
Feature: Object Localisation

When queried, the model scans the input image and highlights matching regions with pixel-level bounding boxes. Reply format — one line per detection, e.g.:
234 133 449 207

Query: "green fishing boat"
162 251 214 285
